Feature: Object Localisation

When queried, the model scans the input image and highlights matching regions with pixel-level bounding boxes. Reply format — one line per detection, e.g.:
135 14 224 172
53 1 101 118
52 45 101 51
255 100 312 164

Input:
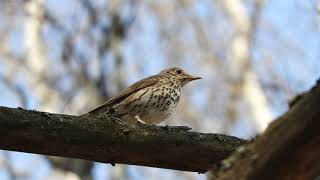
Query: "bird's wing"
85 75 161 116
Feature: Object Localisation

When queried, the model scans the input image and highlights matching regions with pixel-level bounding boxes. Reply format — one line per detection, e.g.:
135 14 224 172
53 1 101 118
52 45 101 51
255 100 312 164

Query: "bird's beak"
185 75 202 81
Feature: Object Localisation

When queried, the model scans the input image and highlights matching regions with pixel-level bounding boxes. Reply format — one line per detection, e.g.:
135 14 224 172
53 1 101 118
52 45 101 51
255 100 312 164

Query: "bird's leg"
134 115 147 124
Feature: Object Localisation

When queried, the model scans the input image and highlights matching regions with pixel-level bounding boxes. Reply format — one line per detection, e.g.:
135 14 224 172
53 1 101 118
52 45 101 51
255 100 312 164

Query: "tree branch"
3 80 319 176
215 79 320 180
0 107 246 173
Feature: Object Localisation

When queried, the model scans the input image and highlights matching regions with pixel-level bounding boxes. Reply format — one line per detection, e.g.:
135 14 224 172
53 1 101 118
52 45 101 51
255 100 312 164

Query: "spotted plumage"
85 67 201 124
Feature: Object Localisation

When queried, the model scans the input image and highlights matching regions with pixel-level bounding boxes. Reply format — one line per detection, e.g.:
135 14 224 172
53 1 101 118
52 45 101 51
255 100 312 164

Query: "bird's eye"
175 69 182 74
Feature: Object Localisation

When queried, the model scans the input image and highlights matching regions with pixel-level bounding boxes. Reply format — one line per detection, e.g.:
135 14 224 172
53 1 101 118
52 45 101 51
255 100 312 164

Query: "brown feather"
85 75 162 116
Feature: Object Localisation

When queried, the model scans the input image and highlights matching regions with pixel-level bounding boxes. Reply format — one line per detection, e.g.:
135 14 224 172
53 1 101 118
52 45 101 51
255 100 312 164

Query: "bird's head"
160 67 201 87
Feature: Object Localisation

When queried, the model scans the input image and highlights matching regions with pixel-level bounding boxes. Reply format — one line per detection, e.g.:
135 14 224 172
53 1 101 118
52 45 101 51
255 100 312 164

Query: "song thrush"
85 67 201 124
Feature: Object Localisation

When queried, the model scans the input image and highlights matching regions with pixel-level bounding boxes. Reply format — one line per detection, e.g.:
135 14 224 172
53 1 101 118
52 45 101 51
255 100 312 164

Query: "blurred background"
0 0 319 179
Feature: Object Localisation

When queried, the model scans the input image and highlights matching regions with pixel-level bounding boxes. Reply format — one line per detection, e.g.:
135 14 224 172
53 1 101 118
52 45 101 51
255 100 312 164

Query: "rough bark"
214 79 320 180
0 107 245 173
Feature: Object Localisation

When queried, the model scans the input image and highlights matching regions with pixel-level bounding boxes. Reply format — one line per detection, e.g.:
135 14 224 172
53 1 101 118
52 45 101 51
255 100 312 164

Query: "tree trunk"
212 79 320 180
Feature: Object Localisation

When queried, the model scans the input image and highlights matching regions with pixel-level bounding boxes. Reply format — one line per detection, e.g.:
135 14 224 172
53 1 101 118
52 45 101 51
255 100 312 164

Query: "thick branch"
0 107 245 172
216 80 320 180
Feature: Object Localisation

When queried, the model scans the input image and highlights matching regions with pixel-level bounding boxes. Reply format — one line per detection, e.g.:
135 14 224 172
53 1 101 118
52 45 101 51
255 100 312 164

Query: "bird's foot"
134 115 147 124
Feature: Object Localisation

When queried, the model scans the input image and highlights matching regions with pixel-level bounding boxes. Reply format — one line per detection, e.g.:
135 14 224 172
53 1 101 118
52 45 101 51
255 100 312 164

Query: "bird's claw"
135 115 147 124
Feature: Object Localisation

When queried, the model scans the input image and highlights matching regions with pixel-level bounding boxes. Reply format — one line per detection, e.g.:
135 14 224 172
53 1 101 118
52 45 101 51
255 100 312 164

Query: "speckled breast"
114 81 181 124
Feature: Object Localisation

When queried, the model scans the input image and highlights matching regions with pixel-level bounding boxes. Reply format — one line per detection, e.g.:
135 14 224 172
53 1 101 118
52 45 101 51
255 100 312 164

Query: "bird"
85 67 201 124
